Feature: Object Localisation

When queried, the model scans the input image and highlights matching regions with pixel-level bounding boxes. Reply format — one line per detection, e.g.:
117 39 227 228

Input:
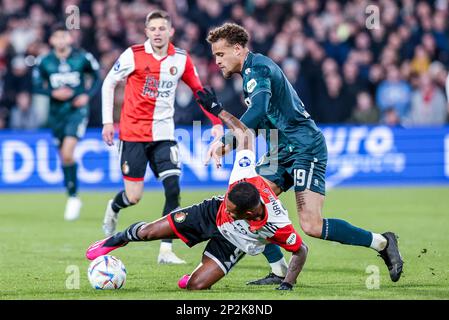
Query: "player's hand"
73 94 89 108
211 124 224 139
205 139 229 168
102 123 115 146
275 282 293 291
196 87 223 117
51 87 74 101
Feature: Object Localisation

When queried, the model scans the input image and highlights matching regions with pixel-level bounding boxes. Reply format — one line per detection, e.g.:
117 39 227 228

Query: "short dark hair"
145 9 171 26
228 182 260 214
207 23 249 47
50 23 68 35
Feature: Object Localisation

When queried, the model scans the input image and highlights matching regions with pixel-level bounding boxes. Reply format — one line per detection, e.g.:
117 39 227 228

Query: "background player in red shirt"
86 102 308 291
100 10 223 264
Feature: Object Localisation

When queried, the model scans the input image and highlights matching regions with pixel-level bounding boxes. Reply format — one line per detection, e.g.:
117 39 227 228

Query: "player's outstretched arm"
217 109 254 153
277 243 308 290
197 87 254 166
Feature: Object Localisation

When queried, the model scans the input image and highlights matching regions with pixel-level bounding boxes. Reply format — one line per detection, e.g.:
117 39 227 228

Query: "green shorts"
256 133 327 195
49 108 88 147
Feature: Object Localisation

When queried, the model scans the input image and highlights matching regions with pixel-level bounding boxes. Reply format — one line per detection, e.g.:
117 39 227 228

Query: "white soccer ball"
87 255 126 290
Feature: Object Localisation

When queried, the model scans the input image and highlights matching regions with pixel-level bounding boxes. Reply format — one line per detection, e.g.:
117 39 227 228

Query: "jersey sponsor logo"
49 72 81 88
169 66 178 75
121 161 130 175
174 211 187 223
113 60 120 71
247 79 257 93
238 156 251 167
286 233 297 245
141 75 175 98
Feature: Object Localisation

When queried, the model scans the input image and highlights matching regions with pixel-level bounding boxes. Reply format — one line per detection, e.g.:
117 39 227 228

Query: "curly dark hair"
206 23 249 47
228 181 260 214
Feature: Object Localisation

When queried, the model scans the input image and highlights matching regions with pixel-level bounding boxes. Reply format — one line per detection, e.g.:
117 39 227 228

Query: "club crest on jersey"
238 156 251 167
174 212 187 223
121 161 130 175
58 63 70 73
286 233 297 245
247 79 257 93
113 60 120 71
170 66 178 75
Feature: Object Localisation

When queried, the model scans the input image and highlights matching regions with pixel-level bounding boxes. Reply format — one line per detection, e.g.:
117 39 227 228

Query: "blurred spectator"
376 65 412 121
9 91 39 129
282 58 311 110
382 107 403 127
315 72 352 123
0 0 448 129
410 45 430 75
405 73 447 126
349 91 380 125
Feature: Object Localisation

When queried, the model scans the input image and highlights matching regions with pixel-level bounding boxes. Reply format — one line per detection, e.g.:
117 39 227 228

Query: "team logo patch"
113 60 120 71
247 79 257 93
244 68 251 75
121 161 130 175
174 212 187 223
170 66 178 75
286 233 297 245
238 156 251 167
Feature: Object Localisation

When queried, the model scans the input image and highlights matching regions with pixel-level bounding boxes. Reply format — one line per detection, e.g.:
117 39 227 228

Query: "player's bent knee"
300 219 322 238
126 193 142 205
137 223 156 240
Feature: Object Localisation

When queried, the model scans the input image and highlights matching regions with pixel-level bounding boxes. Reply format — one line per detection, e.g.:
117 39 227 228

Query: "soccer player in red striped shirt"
100 10 223 264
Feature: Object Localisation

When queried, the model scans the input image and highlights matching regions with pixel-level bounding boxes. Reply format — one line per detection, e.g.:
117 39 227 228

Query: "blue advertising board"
0 126 448 191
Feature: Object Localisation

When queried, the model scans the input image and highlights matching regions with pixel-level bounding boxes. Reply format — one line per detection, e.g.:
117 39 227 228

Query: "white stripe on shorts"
306 158 317 190
204 251 228 275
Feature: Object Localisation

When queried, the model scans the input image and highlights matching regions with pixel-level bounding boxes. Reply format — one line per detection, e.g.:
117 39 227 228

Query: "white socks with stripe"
270 257 288 277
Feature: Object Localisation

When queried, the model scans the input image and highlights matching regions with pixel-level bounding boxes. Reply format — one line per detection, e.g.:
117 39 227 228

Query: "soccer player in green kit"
198 23 403 284
33 24 101 221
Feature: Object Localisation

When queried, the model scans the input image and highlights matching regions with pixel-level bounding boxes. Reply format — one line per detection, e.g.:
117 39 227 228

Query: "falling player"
87 105 308 290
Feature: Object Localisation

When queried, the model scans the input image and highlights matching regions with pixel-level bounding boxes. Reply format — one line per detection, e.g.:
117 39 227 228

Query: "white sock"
270 257 288 277
160 242 172 252
370 233 387 251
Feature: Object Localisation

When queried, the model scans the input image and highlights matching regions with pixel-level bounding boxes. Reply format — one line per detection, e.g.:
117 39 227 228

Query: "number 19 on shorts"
294 169 307 187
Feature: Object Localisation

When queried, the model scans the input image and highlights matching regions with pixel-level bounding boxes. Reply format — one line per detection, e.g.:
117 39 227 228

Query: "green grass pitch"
0 187 448 300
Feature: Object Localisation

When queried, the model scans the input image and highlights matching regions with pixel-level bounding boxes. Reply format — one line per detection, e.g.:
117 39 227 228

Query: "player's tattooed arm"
217 109 254 152
281 243 308 289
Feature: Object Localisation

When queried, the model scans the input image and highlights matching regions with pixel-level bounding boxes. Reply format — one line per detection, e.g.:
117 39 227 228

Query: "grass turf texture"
0 187 448 300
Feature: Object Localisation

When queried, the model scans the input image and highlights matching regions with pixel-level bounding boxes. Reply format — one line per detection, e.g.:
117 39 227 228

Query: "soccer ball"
87 255 126 290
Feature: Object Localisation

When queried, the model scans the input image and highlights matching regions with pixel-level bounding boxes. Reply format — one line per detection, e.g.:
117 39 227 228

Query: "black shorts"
118 140 181 181
167 197 246 274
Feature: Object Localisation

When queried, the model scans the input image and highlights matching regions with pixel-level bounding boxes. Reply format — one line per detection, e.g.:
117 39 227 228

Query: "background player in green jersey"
32 24 101 221
198 23 403 285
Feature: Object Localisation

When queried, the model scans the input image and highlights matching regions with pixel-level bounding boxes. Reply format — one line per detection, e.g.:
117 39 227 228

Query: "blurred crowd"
0 0 449 130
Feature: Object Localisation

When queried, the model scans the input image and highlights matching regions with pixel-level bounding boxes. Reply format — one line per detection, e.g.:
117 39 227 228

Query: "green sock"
62 163 78 197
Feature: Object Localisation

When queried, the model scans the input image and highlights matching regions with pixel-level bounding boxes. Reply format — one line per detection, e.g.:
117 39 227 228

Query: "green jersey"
240 52 321 153
32 48 101 125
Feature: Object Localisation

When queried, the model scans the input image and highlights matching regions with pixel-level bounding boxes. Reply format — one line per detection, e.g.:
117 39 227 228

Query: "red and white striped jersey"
216 150 303 256
102 40 221 142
